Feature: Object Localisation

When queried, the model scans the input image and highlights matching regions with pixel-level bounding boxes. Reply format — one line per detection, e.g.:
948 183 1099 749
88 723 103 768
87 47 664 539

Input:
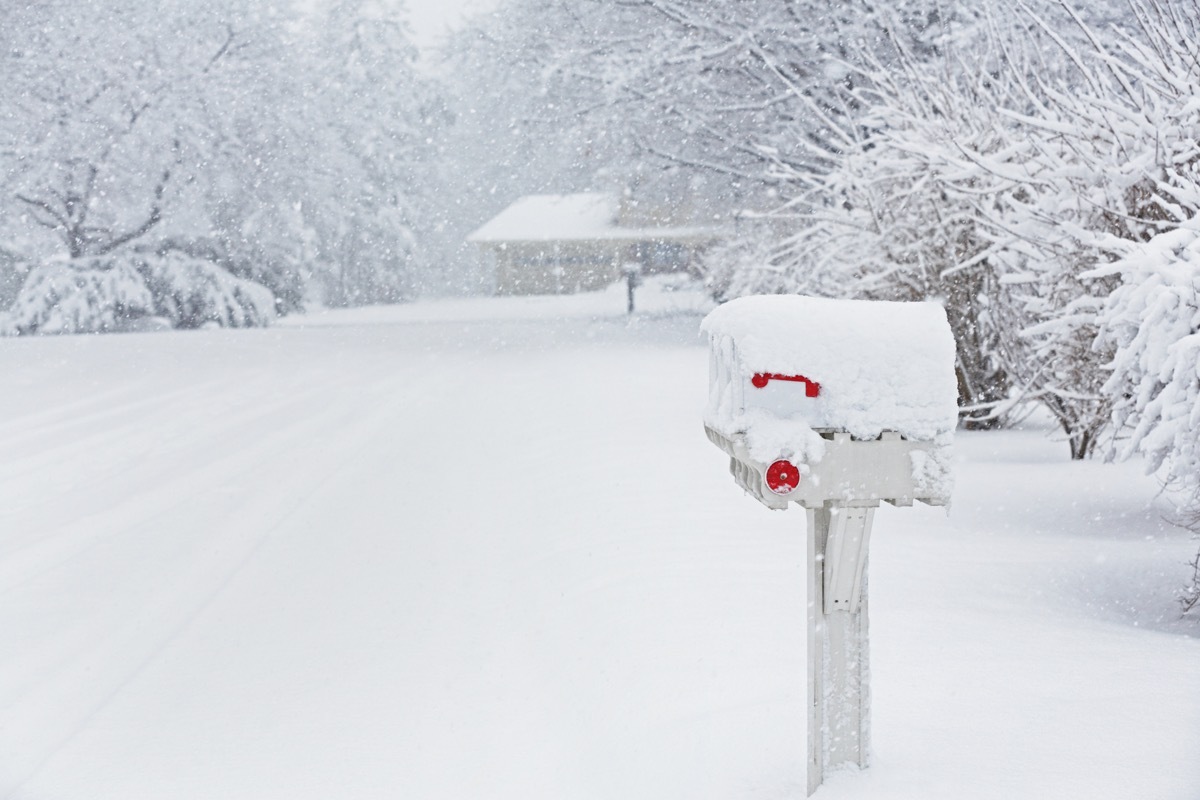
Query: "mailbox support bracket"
806 502 873 796
821 504 874 615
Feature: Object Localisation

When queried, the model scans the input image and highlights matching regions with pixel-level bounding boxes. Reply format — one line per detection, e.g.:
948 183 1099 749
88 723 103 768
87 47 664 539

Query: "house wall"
492 241 630 295
488 237 711 296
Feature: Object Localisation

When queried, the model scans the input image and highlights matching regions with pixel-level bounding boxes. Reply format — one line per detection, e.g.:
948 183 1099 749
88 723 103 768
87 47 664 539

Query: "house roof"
467 192 715 244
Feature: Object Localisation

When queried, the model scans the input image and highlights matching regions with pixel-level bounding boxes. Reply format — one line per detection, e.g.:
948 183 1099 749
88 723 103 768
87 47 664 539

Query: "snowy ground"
1 281 1197 800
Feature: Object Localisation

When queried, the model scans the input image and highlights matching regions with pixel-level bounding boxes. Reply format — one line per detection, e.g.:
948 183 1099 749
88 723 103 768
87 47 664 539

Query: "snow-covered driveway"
1 290 1197 799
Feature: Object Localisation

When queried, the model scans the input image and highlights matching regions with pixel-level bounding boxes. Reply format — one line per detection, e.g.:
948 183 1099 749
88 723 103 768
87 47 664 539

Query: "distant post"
622 262 642 315
701 294 958 795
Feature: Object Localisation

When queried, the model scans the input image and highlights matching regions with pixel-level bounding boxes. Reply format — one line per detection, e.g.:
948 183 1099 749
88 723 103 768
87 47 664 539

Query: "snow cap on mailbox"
702 295 958 446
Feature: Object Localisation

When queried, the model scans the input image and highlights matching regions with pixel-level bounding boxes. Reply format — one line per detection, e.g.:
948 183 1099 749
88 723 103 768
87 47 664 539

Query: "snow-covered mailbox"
702 295 957 795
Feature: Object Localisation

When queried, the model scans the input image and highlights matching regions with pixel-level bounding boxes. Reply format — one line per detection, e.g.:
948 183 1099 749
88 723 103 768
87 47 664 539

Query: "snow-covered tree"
719 16 1032 429
1094 227 1200 611
1031 0 1200 606
0 0 443 333
526 0 975 211
708 2 1135 447
0 1 298 331
295 0 443 305
431 0 983 293
920 0 1200 467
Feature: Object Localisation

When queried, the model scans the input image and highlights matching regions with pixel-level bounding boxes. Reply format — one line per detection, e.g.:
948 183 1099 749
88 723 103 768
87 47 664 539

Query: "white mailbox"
701 294 958 795
704 294 957 511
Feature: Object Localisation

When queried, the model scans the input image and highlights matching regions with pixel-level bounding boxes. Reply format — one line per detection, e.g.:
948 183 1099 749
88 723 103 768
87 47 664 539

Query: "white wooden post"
807 504 872 796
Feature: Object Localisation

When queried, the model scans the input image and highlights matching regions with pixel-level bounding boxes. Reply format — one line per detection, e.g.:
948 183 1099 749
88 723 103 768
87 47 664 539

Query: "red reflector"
765 460 800 495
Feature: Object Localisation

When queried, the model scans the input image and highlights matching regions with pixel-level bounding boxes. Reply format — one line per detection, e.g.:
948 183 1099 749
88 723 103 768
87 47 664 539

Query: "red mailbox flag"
751 373 820 397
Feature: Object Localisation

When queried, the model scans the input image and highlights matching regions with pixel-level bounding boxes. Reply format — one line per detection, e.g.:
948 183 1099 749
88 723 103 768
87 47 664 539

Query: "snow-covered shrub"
1093 226 1200 610
1007 271 1116 459
1099 228 1200 482
138 251 278 329
0 246 28 308
155 237 303 317
1 252 276 335
2 258 156 335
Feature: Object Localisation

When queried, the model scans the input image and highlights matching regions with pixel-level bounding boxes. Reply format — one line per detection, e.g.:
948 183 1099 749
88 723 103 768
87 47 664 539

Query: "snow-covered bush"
138 252 278 329
2 253 276 335
0 246 28 308
1020 0 1200 603
155 237 304 316
1 258 155 335
1099 228 1200 483
1093 227 1200 610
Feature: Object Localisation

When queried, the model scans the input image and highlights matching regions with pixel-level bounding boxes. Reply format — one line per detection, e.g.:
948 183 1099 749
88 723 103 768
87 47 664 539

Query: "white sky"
404 0 495 49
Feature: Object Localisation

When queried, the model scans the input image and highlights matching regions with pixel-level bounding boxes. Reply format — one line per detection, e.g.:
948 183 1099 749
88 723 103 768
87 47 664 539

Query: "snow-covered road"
2 289 1197 799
